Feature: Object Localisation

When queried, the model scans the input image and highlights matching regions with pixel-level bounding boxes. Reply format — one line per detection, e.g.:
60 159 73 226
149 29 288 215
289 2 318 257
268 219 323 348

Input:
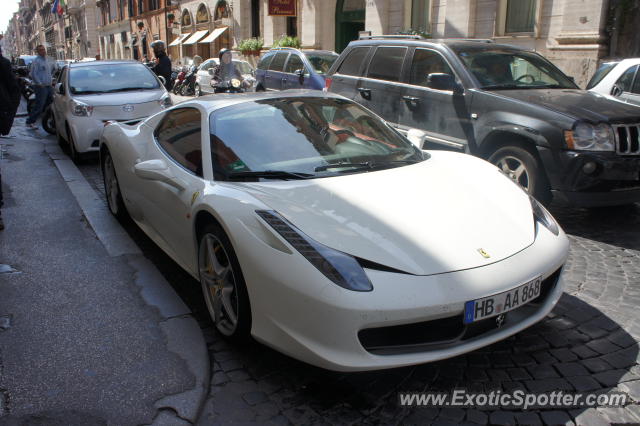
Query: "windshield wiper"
315 159 419 172
226 170 314 180
104 87 153 93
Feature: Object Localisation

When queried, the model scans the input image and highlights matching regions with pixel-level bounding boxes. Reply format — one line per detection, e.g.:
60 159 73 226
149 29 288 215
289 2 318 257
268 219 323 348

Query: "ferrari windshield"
209 97 424 180
69 63 161 94
452 47 578 90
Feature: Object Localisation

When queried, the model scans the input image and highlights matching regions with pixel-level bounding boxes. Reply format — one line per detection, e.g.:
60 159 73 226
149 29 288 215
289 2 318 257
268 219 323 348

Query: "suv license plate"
464 276 542 324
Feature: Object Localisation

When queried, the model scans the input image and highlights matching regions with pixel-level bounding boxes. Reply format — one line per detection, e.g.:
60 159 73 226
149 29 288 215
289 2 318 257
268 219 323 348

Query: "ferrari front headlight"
530 196 559 236
256 210 373 292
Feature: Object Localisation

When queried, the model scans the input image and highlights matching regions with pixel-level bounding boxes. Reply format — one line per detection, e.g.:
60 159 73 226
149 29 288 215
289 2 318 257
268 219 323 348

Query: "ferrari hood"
241 151 536 276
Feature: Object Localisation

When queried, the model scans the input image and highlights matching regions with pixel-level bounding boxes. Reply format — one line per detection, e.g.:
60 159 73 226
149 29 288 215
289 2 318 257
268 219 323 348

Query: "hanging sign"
268 0 296 16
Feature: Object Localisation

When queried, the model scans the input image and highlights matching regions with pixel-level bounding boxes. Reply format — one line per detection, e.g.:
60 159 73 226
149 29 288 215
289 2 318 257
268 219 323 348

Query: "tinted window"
336 47 370 76
409 49 454 87
268 52 289 71
616 65 638 93
304 52 338 74
284 54 304 73
453 47 577 89
632 71 640 95
586 62 618 90
367 47 407 82
155 108 203 177
257 54 273 70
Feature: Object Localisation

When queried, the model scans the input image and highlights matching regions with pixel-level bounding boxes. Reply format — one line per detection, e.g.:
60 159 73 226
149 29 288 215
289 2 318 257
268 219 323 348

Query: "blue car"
255 48 338 91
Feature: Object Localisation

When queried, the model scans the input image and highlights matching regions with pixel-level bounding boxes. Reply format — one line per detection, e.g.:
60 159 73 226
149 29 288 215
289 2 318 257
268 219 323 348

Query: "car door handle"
403 96 420 103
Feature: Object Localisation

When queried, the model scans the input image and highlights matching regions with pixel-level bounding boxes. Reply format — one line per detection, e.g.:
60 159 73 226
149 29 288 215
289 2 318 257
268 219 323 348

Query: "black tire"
101 149 129 220
488 145 550 203
66 125 81 164
255 83 265 92
173 83 181 95
181 85 189 96
42 107 56 135
56 127 67 148
198 222 251 341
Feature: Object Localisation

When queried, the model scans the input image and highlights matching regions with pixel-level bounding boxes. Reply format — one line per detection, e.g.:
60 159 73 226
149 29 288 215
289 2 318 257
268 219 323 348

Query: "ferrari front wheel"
198 223 251 340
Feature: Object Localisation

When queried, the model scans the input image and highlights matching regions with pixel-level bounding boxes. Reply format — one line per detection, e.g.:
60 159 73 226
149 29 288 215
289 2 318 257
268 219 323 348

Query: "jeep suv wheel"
489 145 550 202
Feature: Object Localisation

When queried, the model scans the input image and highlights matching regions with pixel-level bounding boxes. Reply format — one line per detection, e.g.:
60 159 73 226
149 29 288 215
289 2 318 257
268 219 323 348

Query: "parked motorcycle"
179 66 198 96
172 67 187 95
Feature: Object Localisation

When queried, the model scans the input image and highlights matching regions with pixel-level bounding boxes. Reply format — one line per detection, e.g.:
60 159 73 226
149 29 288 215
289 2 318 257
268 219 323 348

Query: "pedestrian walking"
25 45 56 130
0 47 20 138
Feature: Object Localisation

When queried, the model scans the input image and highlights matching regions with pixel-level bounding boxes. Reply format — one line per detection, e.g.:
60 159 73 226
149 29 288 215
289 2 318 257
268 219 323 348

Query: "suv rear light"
324 77 332 92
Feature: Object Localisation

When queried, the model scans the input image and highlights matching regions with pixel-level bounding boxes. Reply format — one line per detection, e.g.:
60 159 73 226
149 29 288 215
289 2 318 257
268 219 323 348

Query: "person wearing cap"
211 48 244 93
150 40 172 90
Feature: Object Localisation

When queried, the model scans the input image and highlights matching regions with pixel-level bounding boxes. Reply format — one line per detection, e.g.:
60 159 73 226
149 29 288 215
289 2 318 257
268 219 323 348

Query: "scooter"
172 67 187 95
179 67 198 96
212 78 247 94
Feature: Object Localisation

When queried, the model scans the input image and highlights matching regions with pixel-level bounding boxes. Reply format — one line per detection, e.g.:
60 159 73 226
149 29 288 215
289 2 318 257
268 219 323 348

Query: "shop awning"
182 30 208 45
199 27 227 44
169 33 191 47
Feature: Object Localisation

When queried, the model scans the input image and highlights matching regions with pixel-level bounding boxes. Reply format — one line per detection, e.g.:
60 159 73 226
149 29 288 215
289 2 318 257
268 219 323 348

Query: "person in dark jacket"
0 47 19 230
211 48 244 93
0 47 21 138
150 40 172 90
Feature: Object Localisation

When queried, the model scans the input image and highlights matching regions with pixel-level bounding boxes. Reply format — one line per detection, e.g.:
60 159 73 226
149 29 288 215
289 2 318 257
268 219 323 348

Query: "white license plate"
463 276 542 324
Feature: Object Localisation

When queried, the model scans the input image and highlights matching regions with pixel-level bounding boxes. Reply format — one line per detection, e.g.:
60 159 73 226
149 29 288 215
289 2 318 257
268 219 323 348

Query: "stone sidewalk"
0 118 209 425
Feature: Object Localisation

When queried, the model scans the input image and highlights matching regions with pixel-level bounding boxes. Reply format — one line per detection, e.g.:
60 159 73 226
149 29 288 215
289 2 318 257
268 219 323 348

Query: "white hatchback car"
53 60 172 162
587 58 640 107
194 58 256 96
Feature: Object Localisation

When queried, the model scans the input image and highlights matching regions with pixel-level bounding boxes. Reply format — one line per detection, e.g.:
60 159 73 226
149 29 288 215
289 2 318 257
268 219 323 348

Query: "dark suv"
326 37 640 206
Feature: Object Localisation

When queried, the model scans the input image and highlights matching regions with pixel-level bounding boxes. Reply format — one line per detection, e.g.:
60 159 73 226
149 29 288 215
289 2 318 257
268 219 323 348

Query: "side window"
284 54 304 74
155 108 203 177
616 65 638 93
632 70 640 95
257 54 273 70
367 47 407 82
336 47 370 76
268 52 289 71
204 60 214 70
409 49 454 87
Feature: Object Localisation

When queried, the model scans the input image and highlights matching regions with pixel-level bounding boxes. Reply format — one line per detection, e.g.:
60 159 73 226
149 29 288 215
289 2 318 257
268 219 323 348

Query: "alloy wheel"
199 233 240 336
495 155 530 192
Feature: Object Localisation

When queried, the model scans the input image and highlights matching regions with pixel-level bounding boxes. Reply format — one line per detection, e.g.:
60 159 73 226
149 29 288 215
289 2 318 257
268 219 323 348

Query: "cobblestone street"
72 153 640 425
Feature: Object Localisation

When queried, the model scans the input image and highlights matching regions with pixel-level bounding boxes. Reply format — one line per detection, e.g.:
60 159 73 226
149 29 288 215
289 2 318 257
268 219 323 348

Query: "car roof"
181 89 348 114
346 38 523 52
68 60 142 68
266 48 338 55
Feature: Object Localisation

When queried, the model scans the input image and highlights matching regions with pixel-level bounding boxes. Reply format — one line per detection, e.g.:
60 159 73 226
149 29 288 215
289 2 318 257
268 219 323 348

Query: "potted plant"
238 37 264 56
272 35 301 49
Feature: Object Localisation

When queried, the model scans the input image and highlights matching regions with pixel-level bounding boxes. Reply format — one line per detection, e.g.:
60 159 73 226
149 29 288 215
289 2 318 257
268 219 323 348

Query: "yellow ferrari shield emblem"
478 248 490 258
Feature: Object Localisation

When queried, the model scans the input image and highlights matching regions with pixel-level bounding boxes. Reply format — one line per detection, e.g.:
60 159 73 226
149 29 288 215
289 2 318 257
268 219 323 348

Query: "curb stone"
42 139 210 424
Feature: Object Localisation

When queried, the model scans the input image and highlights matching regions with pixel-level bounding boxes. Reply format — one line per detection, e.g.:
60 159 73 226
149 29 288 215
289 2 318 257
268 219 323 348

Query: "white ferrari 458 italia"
100 90 569 371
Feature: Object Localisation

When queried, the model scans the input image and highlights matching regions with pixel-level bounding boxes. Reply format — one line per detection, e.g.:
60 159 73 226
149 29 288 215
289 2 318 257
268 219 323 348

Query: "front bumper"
540 149 640 207
234 217 569 371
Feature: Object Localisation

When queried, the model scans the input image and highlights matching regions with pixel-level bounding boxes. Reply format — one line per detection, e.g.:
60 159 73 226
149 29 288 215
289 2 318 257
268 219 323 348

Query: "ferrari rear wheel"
199 223 251 340
102 149 128 220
